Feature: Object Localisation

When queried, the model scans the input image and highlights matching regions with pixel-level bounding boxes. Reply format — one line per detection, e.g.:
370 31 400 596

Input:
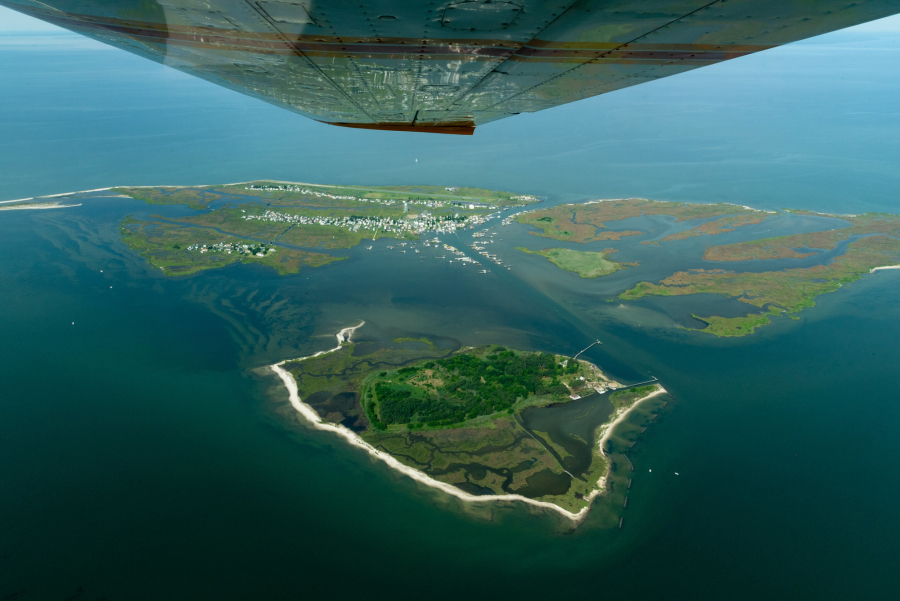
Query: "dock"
573 339 602 360
622 376 659 389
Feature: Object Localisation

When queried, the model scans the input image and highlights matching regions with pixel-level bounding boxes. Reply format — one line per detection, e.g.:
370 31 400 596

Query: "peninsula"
271 324 668 522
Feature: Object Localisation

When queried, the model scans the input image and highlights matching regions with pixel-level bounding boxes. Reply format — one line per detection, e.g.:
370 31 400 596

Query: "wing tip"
327 122 475 135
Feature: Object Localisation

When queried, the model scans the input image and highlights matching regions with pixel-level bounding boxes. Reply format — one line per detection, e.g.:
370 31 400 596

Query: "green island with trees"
279 337 668 516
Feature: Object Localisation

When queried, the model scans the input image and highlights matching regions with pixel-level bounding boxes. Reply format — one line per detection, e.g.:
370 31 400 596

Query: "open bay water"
2 24 900 600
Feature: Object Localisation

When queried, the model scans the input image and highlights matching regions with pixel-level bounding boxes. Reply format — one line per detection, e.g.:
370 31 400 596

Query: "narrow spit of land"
0 201 82 211
270 325 668 522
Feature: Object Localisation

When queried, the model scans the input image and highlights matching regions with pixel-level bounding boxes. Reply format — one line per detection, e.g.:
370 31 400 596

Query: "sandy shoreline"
597 388 669 459
0 201 82 211
270 325 666 523
0 181 254 204
1 179 503 205
870 265 900 273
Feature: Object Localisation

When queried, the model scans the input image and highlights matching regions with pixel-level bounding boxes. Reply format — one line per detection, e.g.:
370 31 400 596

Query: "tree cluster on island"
364 347 589 431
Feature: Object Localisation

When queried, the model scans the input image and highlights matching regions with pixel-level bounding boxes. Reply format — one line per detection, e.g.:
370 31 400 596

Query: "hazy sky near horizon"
2 4 900 33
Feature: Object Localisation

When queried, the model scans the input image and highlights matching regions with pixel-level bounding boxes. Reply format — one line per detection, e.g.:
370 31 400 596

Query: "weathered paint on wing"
4 0 899 134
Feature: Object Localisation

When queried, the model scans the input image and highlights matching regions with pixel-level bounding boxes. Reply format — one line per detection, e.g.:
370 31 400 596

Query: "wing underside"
4 0 900 133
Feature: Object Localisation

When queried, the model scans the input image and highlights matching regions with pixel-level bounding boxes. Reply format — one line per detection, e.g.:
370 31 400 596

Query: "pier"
573 339 602 360
622 376 659 389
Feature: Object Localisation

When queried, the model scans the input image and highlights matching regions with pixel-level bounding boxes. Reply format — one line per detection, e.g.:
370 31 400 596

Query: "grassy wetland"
516 198 765 243
620 214 900 336
515 199 900 338
516 247 632 278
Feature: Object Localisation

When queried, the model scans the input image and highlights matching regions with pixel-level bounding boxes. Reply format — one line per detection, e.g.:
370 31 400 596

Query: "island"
270 324 669 522
515 200 900 337
619 211 900 336
516 198 768 243
117 181 540 276
516 247 633 278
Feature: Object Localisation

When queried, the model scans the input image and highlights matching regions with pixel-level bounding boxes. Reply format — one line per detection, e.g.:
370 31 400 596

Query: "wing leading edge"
4 0 900 134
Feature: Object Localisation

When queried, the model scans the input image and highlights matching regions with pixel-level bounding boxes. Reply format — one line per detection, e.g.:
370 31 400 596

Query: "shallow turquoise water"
2 29 900 600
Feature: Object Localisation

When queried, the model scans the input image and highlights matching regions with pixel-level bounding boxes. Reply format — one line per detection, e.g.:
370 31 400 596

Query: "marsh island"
272 326 668 520
516 199 900 337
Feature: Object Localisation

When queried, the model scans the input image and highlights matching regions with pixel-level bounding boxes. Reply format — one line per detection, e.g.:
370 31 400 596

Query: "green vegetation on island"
117 181 541 212
620 222 900 336
114 187 221 210
660 213 768 242
609 385 660 409
391 337 436 347
513 198 900 339
120 218 342 276
281 338 666 515
702 211 900 261
228 181 540 209
366 347 589 429
516 198 764 243
517 247 631 278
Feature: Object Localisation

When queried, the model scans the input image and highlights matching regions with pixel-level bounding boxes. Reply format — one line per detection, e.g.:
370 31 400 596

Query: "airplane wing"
4 0 899 134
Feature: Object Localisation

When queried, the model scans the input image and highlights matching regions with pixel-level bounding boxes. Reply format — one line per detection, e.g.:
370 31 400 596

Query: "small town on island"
115 181 541 276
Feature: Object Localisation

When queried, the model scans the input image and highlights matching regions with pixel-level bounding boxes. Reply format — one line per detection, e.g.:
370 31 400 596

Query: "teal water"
2 29 900 600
